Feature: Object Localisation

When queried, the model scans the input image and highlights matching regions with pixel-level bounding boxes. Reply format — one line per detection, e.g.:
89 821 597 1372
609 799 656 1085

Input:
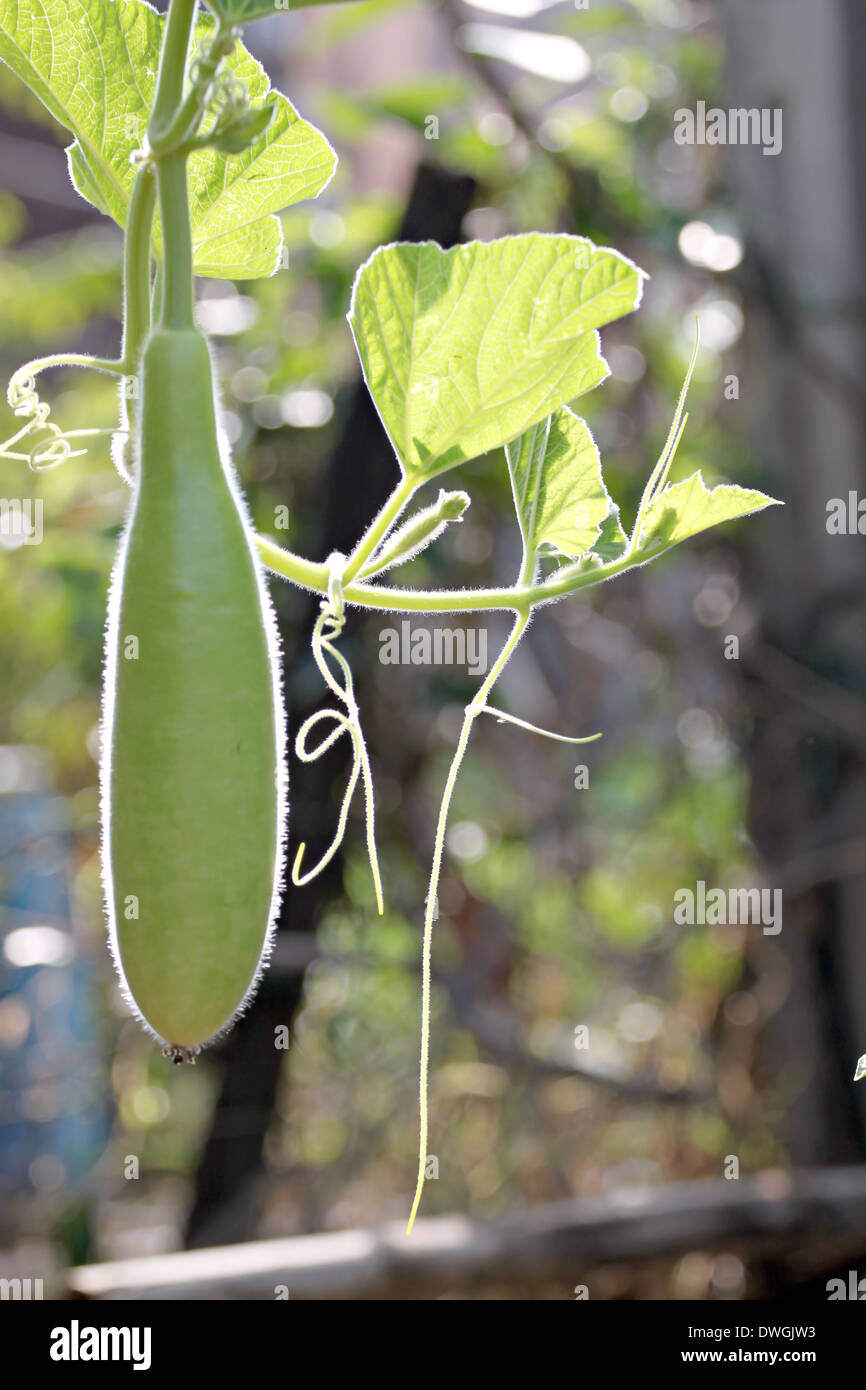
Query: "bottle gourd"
102 326 285 1054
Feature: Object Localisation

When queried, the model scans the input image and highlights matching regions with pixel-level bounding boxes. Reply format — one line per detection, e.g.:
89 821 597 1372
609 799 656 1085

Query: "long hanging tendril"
291 551 384 915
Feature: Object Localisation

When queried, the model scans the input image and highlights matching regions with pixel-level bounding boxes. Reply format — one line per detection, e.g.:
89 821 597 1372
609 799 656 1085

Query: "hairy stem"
257 533 672 614
156 155 195 331
10 353 127 381
122 165 157 371
148 0 198 332
149 0 199 141
149 21 235 156
342 477 416 585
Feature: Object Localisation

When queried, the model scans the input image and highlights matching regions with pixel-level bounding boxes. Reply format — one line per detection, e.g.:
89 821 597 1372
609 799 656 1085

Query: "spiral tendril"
291 552 384 914
1 370 90 470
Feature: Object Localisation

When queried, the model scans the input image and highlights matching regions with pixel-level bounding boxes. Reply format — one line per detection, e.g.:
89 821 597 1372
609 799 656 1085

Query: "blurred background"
1 0 865 1300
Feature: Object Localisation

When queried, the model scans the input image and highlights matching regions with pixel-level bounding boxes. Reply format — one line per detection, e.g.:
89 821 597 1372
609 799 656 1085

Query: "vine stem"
405 601 531 1235
257 532 673 615
149 23 234 155
149 0 199 140
122 165 157 372
11 353 126 379
156 155 195 330
148 0 199 332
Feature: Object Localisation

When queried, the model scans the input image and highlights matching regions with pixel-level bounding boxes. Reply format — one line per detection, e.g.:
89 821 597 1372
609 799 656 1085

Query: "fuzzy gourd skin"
103 327 284 1049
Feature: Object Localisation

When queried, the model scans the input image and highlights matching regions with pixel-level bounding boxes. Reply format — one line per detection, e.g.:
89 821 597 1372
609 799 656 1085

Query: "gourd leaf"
637 472 779 552
505 408 614 560
348 234 646 480
0 0 335 278
591 508 629 561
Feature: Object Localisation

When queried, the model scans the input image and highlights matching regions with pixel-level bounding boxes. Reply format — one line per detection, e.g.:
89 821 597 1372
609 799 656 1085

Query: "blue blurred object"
0 746 109 1204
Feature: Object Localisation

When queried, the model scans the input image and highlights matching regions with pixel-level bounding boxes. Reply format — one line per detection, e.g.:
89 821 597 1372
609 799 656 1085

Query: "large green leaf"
506 408 614 560
348 234 646 480
638 473 779 551
0 0 155 199
0 0 335 278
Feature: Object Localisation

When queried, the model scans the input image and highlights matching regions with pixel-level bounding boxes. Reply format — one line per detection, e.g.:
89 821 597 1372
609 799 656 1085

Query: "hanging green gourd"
103 322 285 1058
100 6 287 1060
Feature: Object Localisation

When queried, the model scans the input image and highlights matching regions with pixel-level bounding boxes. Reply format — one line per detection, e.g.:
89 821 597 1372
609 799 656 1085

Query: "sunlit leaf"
349 233 646 480
506 409 612 559
638 472 779 551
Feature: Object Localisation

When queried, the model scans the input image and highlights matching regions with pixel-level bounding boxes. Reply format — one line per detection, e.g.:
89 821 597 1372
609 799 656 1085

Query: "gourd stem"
156 154 195 331
149 0 198 140
149 0 198 332
150 21 235 156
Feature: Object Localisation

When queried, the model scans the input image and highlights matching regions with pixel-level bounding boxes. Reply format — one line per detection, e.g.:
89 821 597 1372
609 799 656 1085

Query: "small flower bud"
360 489 470 579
